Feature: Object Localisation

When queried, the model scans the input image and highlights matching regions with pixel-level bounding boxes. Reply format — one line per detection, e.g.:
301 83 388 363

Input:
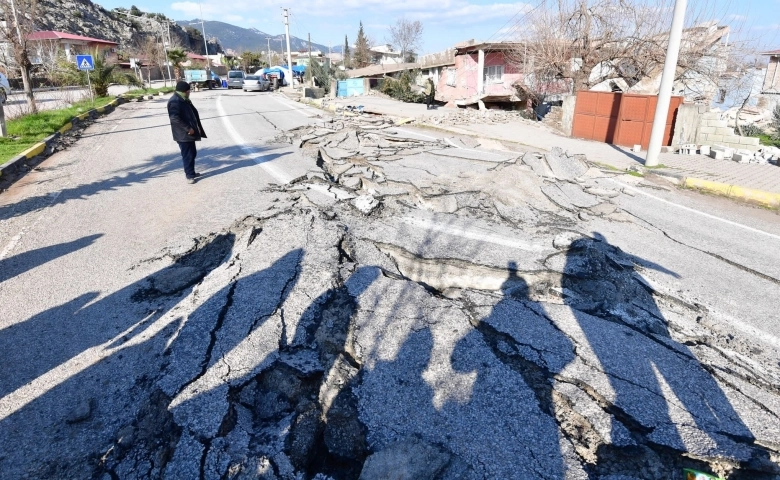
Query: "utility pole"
266 37 272 67
282 8 294 86
645 0 688 167
198 1 213 89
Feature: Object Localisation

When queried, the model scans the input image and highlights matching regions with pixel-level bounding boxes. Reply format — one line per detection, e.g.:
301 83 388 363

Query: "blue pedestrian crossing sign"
76 55 94 71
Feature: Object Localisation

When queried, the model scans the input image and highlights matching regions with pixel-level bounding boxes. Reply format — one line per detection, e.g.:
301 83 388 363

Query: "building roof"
454 41 521 54
348 62 419 78
187 52 207 60
761 49 780 56
27 31 118 45
370 44 399 55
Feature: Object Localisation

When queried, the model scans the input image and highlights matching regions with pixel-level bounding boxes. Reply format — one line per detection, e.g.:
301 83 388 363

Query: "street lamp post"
645 0 688 167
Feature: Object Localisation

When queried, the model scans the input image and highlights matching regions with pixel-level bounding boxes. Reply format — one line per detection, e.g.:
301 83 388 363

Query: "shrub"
772 104 780 141
379 70 425 103
738 124 765 137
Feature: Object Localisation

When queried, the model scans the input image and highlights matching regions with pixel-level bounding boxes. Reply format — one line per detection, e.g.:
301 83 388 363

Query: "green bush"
737 124 765 137
772 104 780 141
379 70 425 103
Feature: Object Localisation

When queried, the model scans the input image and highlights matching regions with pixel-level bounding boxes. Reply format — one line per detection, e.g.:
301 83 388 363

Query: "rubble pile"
25 118 780 480
282 118 635 228
425 108 534 126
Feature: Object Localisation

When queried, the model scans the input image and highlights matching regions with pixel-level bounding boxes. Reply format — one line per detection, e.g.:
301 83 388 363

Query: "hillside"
28 0 223 55
176 19 333 54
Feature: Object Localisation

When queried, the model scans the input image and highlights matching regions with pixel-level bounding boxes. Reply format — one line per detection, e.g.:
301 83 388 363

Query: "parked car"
226 70 246 89
242 75 270 92
0 72 11 103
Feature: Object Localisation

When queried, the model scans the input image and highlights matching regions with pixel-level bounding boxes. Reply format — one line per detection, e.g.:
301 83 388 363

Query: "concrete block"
699 145 711 155
679 144 697 155
708 134 724 143
733 152 752 163
699 126 716 134
709 149 724 160
702 112 719 120
715 127 734 135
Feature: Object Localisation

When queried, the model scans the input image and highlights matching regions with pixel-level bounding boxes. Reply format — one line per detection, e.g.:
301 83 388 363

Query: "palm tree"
167 48 187 80
56 49 141 97
87 51 141 96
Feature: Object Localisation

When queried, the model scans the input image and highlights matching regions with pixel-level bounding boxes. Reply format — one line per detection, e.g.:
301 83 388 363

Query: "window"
446 68 456 87
483 65 504 84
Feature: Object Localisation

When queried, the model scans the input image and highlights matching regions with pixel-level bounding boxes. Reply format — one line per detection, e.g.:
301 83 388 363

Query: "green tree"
242 51 263 72
129 5 142 16
166 47 187 79
771 105 780 141
343 35 351 68
57 49 141 96
354 22 371 68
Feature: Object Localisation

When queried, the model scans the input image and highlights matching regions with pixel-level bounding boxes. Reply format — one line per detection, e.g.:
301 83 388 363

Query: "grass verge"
121 86 175 99
0 96 115 166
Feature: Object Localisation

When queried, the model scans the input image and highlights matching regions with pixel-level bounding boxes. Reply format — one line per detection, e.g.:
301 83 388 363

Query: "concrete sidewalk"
324 95 780 205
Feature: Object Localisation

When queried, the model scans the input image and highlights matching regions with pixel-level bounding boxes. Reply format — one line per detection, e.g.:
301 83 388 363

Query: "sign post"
76 55 95 104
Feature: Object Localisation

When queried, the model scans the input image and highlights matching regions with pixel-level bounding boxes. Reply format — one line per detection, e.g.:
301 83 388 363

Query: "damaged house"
588 22 730 102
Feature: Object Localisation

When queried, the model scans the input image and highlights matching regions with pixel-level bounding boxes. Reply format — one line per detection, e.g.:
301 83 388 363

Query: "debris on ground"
425 108 535 126
7 115 780 480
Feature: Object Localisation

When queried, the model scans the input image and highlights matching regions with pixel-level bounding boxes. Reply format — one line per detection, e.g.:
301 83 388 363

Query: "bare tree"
389 18 423 63
0 0 38 113
137 36 161 87
509 0 734 102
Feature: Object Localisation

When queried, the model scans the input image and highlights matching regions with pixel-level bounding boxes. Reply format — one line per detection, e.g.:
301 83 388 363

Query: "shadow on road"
0 231 237 477
0 234 102 284
0 144 275 221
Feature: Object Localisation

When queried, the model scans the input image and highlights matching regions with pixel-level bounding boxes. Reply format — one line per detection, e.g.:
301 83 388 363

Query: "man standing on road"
168 81 207 184
424 77 436 110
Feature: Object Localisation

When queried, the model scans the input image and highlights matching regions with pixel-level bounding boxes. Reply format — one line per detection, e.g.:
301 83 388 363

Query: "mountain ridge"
176 19 340 55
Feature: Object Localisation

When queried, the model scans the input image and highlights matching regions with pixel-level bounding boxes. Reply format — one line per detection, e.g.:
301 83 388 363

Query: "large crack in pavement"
10 116 780 480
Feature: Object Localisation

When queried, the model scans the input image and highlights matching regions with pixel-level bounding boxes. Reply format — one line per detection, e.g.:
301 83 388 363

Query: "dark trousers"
426 93 434 109
178 141 197 178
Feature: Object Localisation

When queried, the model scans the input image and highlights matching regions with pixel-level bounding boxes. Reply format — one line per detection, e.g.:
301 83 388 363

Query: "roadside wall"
696 111 760 151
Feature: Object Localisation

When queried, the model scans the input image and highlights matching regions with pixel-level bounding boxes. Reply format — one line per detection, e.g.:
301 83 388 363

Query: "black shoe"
193 172 202 177
186 177 196 184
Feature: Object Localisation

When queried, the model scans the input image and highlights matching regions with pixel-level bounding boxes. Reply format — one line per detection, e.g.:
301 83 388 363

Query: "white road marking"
616 182 780 242
268 94 316 117
0 191 62 261
216 95 294 184
109 118 124 132
400 216 549 252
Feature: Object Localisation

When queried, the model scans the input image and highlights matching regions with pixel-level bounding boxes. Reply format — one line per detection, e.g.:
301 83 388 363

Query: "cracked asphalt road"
0 90 779 480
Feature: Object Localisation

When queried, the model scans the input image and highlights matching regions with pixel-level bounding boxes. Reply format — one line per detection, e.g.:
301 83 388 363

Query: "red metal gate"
572 91 683 149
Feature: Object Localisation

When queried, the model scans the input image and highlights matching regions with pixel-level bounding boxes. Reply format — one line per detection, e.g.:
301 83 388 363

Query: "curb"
0 97 124 179
683 177 780 208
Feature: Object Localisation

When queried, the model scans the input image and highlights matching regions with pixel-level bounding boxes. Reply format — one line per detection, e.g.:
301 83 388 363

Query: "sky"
93 0 780 55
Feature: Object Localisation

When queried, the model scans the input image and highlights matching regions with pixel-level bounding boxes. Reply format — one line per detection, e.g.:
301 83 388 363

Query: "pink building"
423 42 525 109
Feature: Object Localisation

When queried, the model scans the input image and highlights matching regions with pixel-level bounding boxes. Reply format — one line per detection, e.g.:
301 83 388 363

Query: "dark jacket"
167 93 207 143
